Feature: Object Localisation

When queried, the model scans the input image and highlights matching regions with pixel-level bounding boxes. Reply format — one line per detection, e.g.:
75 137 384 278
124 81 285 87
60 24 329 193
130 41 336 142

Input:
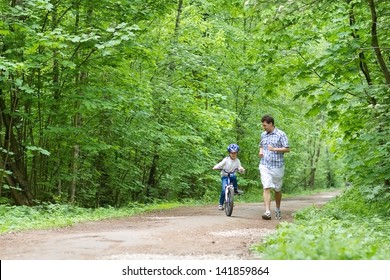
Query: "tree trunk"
325 147 335 188
368 0 390 85
146 153 159 199
308 139 321 189
174 0 184 41
0 90 33 205
168 0 183 73
304 138 315 190
347 1 373 85
69 144 78 203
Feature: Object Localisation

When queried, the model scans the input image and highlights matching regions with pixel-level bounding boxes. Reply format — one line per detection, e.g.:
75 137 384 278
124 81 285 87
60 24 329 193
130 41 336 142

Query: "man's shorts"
259 165 285 192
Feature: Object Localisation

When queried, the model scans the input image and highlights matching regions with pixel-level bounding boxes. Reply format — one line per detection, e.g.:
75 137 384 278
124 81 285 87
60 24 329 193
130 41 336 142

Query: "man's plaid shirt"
259 127 289 169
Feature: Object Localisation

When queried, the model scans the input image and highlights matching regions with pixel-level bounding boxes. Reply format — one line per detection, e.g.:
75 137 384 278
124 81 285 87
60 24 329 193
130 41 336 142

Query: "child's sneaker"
234 189 244 195
218 205 223 210
262 212 271 220
275 210 282 220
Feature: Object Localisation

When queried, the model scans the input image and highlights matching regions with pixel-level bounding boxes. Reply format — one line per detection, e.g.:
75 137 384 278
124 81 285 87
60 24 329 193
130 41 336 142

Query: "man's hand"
259 148 264 158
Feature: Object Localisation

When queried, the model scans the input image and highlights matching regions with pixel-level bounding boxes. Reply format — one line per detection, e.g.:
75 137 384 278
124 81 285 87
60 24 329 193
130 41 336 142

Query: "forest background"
1 0 389 259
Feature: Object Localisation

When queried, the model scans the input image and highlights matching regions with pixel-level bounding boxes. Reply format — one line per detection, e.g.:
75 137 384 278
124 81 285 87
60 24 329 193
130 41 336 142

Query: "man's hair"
261 114 274 125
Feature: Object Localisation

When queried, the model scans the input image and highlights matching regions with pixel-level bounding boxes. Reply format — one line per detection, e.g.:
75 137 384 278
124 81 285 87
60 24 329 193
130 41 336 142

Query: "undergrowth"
0 201 183 234
254 186 390 259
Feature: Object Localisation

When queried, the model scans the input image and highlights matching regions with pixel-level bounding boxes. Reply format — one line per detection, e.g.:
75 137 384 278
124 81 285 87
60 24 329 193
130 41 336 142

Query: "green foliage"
257 215 389 260
256 187 390 259
0 201 180 234
0 0 387 219
1 0 388 262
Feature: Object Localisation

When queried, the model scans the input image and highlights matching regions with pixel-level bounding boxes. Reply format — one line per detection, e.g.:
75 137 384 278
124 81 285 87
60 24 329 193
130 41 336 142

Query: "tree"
1 0 356 208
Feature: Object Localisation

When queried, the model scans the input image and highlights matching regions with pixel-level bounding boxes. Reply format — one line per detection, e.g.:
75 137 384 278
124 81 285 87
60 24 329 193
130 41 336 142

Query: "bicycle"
218 168 244 216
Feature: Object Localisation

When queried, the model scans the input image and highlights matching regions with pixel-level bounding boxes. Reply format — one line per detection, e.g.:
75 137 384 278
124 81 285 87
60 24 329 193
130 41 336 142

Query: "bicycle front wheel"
224 186 234 216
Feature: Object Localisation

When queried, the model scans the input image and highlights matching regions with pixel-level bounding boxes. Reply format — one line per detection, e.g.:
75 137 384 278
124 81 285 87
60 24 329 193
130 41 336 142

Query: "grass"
0 201 184 234
253 186 390 260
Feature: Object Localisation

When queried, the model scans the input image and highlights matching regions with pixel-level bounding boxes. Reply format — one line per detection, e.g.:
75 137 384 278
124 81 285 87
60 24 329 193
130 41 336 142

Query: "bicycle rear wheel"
224 186 234 216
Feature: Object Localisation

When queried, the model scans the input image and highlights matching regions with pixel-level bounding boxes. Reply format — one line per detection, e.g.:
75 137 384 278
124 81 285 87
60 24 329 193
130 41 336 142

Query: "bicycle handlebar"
215 168 244 174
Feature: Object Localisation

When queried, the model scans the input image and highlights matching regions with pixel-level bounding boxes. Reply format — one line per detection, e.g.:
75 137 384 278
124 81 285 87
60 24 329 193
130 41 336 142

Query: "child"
213 143 245 210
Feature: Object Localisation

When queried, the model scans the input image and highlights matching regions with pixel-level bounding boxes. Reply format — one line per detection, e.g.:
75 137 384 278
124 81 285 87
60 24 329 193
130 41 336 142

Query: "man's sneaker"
275 210 282 220
262 212 271 220
218 205 224 210
234 189 244 195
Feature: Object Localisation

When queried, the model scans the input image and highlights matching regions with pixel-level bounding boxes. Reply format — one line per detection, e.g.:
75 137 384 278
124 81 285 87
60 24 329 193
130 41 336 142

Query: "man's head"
261 114 275 133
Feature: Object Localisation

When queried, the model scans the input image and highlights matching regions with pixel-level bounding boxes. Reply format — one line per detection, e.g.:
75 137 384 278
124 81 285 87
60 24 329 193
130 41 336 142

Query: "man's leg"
275 190 282 209
273 167 284 219
260 165 272 220
263 188 271 213
262 187 272 220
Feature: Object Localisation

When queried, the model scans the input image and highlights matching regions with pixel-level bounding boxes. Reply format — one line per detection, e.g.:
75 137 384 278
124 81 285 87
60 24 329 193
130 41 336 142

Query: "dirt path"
0 191 340 260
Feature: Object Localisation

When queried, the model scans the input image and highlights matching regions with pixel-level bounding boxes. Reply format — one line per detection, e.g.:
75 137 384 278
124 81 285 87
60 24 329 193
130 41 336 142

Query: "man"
258 114 290 220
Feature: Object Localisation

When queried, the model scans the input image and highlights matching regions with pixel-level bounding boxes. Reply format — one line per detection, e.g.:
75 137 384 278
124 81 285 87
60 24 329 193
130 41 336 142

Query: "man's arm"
268 146 290 153
259 147 264 158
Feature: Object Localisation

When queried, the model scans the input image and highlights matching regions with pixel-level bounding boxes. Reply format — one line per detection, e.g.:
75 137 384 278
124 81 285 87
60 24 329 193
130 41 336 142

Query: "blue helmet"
227 143 240 153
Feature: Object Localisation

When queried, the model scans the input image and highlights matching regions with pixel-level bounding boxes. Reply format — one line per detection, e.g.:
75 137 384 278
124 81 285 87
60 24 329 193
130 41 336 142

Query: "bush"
255 187 390 259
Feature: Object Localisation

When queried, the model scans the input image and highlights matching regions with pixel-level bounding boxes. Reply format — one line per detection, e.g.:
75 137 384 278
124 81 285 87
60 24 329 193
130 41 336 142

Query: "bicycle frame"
222 169 238 217
215 168 242 216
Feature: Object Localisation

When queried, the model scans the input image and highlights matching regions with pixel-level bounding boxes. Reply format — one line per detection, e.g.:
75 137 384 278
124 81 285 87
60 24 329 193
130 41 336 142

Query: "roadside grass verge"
0 201 183 234
253 186 390 259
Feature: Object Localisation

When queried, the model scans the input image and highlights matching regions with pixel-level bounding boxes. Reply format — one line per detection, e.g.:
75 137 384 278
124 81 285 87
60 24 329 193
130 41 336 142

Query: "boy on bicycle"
213 143 245 210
